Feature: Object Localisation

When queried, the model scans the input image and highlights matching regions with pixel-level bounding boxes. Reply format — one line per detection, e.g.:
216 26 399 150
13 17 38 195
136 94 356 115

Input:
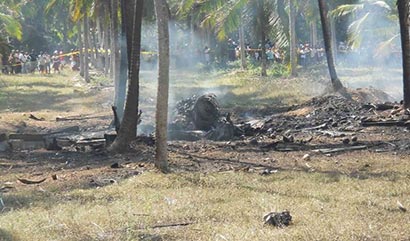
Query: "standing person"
29 50 37 73
19 51 28 74
7 51 14 74
45 53 51 74
52 51 60 73
59 51 65 70
38 52 46 74
204 46 211 65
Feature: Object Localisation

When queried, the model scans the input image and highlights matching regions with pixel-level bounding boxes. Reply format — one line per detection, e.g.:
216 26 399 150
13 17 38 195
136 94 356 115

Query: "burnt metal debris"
264 210 292 227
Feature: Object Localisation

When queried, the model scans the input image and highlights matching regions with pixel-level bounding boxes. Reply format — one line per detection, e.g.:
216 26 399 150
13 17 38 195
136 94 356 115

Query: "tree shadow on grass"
0 228 20 241
0 88 98 112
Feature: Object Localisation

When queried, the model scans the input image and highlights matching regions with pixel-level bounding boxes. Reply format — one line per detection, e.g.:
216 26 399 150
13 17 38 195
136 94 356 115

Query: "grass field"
1 69 410 241
1 168 410 240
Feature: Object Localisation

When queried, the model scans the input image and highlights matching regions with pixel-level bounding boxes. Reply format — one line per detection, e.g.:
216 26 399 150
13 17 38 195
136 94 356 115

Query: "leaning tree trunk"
154 0 170 173
318 0 345 93
398 0 410 108
109 0 144 153
289 0 297 76
83 10 90 83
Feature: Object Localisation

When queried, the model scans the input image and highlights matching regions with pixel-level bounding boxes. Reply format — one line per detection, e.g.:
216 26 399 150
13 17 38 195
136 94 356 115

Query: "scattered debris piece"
397 200 407 212
264 210 292 227
110 162 122 169
28 114 45 121
302 154 311 161
260 168 278 175
151 222 195 229
314 145 367 154
51 174 58 180
17 177 47 185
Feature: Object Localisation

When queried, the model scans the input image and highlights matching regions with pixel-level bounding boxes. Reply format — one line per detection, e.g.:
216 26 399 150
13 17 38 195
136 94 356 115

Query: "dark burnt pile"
169 94 240 141
169 92 410 154
240 95 366 137
170 95 198 130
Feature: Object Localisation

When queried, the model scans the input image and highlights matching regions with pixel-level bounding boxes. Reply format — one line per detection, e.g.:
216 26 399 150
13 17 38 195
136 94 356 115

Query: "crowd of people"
297 43 326 67
224 38 325 67
1 49 80 75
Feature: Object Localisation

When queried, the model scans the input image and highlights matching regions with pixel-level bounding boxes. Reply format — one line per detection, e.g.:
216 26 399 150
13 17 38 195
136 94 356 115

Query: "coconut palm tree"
154 0 171 173
397 0 410 108
109 0 144 153
0 0 22 41
331 0 398 57
318 0 346 94
179 0 286 76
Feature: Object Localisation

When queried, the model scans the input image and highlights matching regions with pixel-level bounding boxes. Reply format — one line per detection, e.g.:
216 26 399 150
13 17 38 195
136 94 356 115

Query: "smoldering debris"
169 94 242 141
169 89 410 154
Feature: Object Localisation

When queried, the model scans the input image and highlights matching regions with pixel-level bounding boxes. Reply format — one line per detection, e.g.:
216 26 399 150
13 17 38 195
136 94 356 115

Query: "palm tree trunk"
91 22 101 69
289 0 297 76
109 0 144 153
310 22 318 47
104 15 110 76
154 0 170 173
83 10 90 83
78 21 85 77
111 0 124 120
318 0 345 93
398 0 410 108
258 0 267 77
330 17 337 61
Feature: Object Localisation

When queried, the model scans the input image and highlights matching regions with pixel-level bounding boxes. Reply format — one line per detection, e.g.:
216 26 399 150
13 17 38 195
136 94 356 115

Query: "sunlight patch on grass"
1 170 410 240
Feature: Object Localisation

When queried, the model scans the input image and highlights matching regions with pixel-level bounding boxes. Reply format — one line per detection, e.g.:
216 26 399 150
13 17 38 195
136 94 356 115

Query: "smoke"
137 21 218 135
334 1 403 101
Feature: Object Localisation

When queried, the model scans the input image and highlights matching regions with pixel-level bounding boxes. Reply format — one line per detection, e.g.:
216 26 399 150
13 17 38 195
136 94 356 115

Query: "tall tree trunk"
111 0 124 120
154 0 170 173
104 16 110 76
109 0 144 153
83 11 90 83
258 0 267 77
78 21 85 77
289 0 297 76
318 0 345 93
239 17 247 70
398 0 410 108
310 22 318 47
330 17 337 62
91 23 101 69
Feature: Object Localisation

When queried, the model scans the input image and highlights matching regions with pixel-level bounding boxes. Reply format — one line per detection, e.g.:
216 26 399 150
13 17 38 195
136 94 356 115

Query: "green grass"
1 170 410 240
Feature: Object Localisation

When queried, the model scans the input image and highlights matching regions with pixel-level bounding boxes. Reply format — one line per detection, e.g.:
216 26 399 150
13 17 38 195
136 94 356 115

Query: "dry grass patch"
1 168 410 240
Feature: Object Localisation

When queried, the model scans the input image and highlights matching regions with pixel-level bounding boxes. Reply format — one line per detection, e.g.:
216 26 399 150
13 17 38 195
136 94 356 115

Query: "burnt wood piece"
29 114 45 121
17 178 47 185
315 145 367 154
9 134 45 141
361 120 410 127
112 106 121 133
